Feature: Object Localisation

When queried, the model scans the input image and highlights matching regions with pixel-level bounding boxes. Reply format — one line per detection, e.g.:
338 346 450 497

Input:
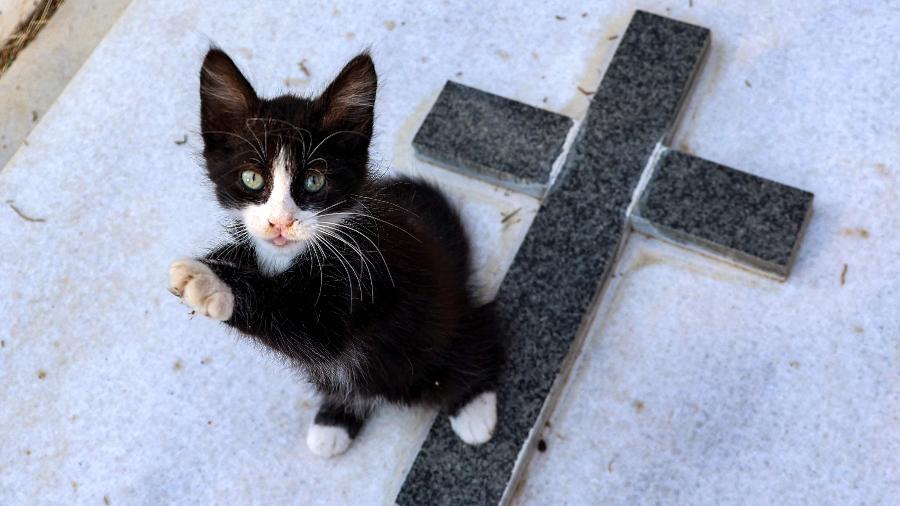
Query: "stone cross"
397 10 813 505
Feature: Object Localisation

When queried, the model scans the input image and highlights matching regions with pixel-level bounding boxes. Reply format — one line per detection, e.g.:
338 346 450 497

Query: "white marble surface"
516 1 900 504
1 0 897 505
0 0 592 504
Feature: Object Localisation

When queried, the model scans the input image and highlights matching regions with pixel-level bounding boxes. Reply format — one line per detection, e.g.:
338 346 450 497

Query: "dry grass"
0 0 64 76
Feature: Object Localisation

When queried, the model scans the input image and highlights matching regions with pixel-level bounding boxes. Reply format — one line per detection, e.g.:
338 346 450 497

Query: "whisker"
319 221 395 288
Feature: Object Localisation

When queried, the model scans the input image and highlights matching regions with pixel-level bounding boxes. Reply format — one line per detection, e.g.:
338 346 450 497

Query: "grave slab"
633 148 814 279
397 10 710 505
412 80 574 198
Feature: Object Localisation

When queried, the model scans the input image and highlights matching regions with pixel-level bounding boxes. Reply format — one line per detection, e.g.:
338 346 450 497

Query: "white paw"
168 258 234 321
306 423 352 458
450 391 497 445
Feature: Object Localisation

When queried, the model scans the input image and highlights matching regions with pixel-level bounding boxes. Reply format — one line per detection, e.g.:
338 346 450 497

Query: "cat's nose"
268 217 295 230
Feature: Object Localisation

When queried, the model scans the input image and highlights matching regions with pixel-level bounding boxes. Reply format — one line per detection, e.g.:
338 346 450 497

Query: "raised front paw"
168 258 234 321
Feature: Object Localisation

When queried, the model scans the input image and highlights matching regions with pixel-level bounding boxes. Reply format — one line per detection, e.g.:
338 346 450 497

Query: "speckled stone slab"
633 149 814 278
396 11 710 505
412 81 574 198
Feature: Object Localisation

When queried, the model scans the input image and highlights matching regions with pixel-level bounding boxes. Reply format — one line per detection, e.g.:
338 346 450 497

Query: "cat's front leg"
168 258 234 321
306 398 370 458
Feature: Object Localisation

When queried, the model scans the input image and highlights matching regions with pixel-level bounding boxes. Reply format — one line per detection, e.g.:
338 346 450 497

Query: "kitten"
168 48 504 457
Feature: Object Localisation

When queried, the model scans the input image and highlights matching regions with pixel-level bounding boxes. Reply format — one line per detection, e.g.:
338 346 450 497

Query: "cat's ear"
317 52 377 137
199 48 257 135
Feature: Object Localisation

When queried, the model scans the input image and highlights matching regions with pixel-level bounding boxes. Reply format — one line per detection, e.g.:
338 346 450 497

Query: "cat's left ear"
317 52 377 137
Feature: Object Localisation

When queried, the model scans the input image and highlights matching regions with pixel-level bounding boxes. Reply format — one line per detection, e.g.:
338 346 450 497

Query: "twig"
0 0 64 76
501 207 521 224
6 200 46 222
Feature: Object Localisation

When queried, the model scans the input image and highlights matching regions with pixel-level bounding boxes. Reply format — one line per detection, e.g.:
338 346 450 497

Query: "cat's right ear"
199 48 257 136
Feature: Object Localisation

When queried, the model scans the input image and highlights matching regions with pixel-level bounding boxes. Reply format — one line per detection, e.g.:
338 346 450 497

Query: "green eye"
304 171 325 193
240 170 264 190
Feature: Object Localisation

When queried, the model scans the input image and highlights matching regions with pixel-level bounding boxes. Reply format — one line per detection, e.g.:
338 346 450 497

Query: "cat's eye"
304 171 326 193
240 170 264 190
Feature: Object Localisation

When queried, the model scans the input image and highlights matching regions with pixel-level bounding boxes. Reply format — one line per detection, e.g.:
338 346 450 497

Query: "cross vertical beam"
397 11 711 505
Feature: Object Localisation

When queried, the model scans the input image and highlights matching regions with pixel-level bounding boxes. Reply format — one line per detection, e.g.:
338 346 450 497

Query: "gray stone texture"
635 149 814 278
412 80 574 197
396 11 710 505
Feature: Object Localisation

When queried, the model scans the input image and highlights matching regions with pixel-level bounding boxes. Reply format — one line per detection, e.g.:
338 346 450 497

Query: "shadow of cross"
398 10 814 506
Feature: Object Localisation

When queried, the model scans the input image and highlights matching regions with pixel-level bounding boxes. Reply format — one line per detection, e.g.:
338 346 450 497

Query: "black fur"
192 48 503 440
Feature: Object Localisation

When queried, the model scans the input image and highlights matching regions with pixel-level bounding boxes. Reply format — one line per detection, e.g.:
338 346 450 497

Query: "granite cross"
397 10 813 505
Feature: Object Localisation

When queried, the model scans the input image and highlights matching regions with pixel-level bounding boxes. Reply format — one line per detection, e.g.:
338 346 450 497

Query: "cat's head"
199 48 376 274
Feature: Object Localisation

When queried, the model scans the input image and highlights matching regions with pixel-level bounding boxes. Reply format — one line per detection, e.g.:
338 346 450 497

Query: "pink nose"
268 217 295 230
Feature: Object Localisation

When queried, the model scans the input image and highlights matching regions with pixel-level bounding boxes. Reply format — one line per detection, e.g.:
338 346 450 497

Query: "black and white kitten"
168 49 503 457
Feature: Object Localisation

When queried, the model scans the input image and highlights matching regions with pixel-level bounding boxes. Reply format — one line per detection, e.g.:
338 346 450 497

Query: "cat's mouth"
269 234 296 247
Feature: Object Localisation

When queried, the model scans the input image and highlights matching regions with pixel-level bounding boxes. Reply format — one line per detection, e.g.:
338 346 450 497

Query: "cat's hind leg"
306 398 370 458
448 391 497 445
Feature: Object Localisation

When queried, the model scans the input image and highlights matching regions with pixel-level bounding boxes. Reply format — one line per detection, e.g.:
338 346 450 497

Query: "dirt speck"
454 71 463 78
789 361 800 368
31 110 38 122
581 12 588 18
345 32 355 41
103 495 111 505
284 78 308 87
841 227 870 239
840 263 848 285
173 360 183 372
577 86 594 96
331 8 340 16
174 135 187 145
632 400 645 413
297 59 311 77
384 20 396 31
875 163 889 176
207 420 213 426
235 47 253 59
531 51 539 60
537 439 547 452
607 34 619 41
678 141 693 155
37 369 47 380
607 458 615 472
200 357 212 365
745 79 752 88
420 56 429 63
555 15 566 21
495 49 510 60
71 481 78 492
852 326 864 334
1 340 4 347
